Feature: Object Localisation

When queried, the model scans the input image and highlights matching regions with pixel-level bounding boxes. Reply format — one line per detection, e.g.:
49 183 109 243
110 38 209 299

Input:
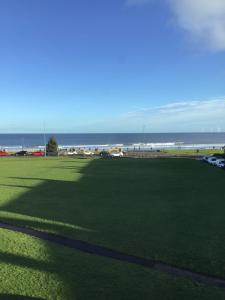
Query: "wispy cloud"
10 98 224 133
168 0 225 51
75 98 225 133
120 98 225 132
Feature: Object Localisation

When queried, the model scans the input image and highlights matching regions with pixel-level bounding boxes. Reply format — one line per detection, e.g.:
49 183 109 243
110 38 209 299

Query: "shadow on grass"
0 159 132 236
0 251 53 272
0 158 133 298
1 157 225 298
0 295 45 300
0 159 96 298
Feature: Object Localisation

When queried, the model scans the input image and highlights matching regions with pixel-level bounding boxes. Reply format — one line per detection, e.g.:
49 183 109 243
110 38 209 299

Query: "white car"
207 157 218 164
217 161 225 168
67 151 78 156
111 152 124 157
215 159 225 167
202 155 214 162
83 151 94 156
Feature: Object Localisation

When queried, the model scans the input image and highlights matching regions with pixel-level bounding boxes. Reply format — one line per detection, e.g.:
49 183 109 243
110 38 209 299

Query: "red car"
32 151 45 157
0 151 9 156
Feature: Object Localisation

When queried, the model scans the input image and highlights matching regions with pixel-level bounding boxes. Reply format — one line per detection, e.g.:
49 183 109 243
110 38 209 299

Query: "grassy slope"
0 157 225 298
1 228 225 300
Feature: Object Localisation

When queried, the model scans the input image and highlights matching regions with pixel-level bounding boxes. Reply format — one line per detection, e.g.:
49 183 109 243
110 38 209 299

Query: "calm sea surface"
0 133 224 148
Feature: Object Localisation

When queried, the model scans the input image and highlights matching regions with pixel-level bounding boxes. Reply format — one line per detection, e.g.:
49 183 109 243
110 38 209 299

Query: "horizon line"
0 132 225 135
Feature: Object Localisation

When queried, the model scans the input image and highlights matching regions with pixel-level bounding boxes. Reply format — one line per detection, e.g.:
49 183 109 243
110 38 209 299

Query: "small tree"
46 136 58 153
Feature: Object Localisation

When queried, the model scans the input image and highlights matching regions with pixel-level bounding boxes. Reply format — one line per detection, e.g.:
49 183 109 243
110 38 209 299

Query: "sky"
0 0 225 133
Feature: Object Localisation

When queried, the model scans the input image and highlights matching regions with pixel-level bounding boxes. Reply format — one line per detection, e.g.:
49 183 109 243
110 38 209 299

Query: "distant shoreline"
0 132 224 151
0 144 224 153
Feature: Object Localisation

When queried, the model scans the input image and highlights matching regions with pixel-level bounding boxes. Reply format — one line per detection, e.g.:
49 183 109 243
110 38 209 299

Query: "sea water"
0 133 224 151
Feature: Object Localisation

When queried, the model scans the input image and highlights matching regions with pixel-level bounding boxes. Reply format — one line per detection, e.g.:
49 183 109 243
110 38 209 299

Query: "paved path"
1 221 225 290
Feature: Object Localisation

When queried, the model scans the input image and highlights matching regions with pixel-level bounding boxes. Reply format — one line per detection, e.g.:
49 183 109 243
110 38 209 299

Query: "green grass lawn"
1 229 225 300
164 148 224 156
0 157 225 299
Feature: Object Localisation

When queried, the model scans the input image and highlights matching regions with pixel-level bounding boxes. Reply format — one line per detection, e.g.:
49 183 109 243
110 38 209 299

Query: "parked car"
209 158 224 166
83 151 94 156
100 151 111 158
67 151 78 156
32 151 45 157
215 158 225 166
110 152 124 157
15 150 28 156
0 151 9 156
202 155 213 162
217 161 225 168
207 157 218 164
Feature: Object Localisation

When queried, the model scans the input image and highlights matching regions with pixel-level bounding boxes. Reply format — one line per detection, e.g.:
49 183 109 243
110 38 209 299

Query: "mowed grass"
0 157 225 299
165 148 224 156
2 229 225 300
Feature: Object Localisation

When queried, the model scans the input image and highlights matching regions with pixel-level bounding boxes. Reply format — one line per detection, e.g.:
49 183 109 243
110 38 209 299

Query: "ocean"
0 133 225 151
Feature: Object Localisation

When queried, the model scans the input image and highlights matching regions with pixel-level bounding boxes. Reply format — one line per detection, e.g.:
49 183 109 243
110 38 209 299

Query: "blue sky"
0 0 225 133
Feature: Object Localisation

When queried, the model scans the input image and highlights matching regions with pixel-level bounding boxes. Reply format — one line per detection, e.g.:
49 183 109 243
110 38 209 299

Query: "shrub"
46 136 58 154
